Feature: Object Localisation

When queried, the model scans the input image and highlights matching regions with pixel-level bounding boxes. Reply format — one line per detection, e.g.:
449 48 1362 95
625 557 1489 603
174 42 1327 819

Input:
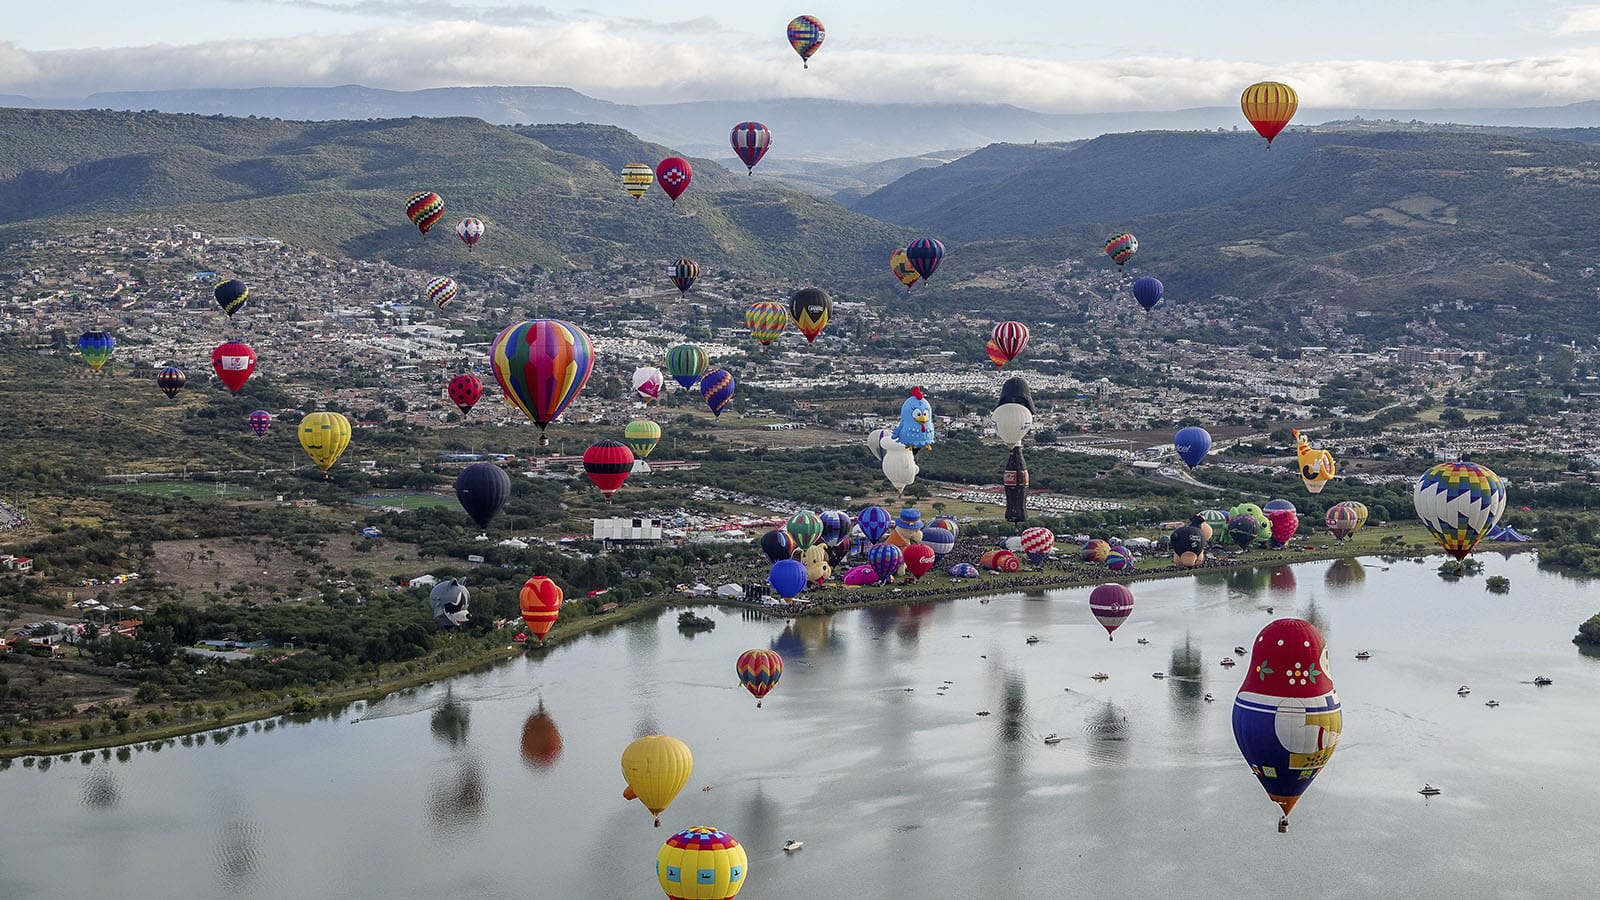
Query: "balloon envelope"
455 463 511 530
621 734 692 825
1232 617 1340 827
77 331 115 371
519 576 564 641
447 374 483 415
1104 233 1138 265
1174 426 1212 468
156 366 186 399
769 559 807 599
298 412 351 475
1132 276 1164 312
1241 81 1299 146
789 288 832 343
247 410 272 436
633 366 665 401
583 440 635 498
1413 461 1507 561
665 345 708 390
858 506 892 543
729 121 772 173
736 648 782 705
490 319 594 442
701 369 735 417
1089 584 1134 639
902 543 935 579
211 341 257 393
656 826 747 900
213 279 249 317
656 157 693 202
428 579 471 627
905 238 945 280
843 564 878 586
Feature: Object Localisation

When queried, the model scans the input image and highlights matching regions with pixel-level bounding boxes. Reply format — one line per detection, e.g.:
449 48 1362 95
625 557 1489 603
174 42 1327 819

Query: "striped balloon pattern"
671 258 699 297
657 827 746 899
785 510 823 551
247 409 272 437
730 121 772 173
77 331 115 371
868 543 903 583
156 366 186 399
666 344 709 389
583 440 635 498
787 15 825 67
789 287 831 343
905 238 945 280
1325 504 1359 540
701 368 735 417
987 321 1029 367
1019 526 1054 561
1241 81 1298 147
1104 545 1134 571
1413 461 1506 561
1104 232 1138 265
1089 583 1134 640
745 300 788 345
455 217 484 250
426 276 458 309
405 191 445 235
624 419 661 459
490 319 595 442
736 648 783 707
620 162 654 199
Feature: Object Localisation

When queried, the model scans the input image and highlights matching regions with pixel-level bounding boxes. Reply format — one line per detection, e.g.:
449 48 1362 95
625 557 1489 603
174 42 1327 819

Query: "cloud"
228 0 560 23
6 23 1600 112
1557 6 1600 34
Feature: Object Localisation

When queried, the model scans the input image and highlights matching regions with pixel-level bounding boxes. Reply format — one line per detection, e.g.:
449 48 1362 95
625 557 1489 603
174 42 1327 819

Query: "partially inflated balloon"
298 412 351 477
447 374 482 415
656 157 693 203
737 649 782 707
1413 461 1506 561
1080 539 1110 563
1089 583 1134 640
405 191 445 235
657 826 747 900
1233 618 1340 831
622 734 692 827
490 319 594 446
77 331 115 372
213 279 249 317
701 369 735 417
787 14 825 67
1241 81 1298 148
455 463 511 530
980 549 1020 572
789 288 831 343
519 576 563 642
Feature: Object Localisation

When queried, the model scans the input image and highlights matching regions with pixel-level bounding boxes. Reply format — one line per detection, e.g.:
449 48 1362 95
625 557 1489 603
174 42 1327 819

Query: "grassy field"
351 493 457 510
101 480 261 500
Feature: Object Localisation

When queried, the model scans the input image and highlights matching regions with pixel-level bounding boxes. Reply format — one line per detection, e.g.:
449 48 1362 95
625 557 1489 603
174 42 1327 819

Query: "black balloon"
998 377 1034 413
455 463 511 530
760 529 794 564
1170 524 1206 556
1005 446 1029 523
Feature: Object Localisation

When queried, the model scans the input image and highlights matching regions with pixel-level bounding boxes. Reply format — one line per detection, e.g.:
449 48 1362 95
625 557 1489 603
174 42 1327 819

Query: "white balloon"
631 366 664 401
992 403 1033 448
867 426 892 461
880 437 919 494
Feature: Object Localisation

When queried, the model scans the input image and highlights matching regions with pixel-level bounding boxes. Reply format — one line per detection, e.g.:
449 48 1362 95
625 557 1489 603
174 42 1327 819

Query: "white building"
593 517 665 542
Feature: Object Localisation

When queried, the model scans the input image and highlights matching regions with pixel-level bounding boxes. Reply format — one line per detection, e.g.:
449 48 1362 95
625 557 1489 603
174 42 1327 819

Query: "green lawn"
101 481 258 500
351 493 458 510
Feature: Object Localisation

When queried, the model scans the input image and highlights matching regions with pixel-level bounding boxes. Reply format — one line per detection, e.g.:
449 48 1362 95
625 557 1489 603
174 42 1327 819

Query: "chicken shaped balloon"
890 387 935 453
1233 618 1341 833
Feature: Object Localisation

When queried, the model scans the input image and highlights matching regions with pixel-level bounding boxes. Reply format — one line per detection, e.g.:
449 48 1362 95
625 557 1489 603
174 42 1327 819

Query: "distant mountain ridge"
16 83 1600 164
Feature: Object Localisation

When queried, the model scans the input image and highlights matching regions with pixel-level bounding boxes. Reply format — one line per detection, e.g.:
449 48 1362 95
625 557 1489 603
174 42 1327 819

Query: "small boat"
1137 638 1150 645
1026 635 1041 645
1233 646 1247 656
783 840 804 852
1152 672 1167 679
1043 733 1063 745
1534 675 1553 686
1219 658 1236 667
1091 672 1110 681
1418 784 1442 796
1456 685 1471 696
1203 693 1215 703
976 710 991 716
1485 700 1500 707
1356 651 1372 660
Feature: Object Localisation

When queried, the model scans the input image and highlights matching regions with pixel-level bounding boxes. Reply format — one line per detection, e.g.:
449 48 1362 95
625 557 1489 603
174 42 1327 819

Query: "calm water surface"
4 553 1599 899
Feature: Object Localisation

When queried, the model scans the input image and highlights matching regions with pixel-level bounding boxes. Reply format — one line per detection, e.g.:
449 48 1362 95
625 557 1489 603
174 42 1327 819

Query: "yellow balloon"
622 734 693 827
656 826 748 900
1293 429 1337 494
298 412 351 477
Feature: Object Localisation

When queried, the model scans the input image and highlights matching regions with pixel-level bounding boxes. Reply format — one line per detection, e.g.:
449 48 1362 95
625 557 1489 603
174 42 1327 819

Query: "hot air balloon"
622 162 655 200
893 508 924 544
843 564 878 586
1171 516 1207 568
858 506 892 543
519 576 563 642
905 238 945 280
1080 539 1111 563
77 331 115 372
988 322 1029 368
405 191 445 235
1233 617 1341 832
1293 429 1336 494
745 300 788 345
1241 81 1298 148
1346 501 1369 533
490 319 594 446
1104 233 1138 266
701 369 735 417
1004 446 1030 524
785 511 823 552
1263 500 1299 549
455 463 511 531
206 341 257 394
1132 276 1164 312
980 549 1020 572
1325 504 1359 540
625 419 661 459
426 276 458 310
623 734 693 827
787 14 825 67
633 366 665 402
1174 426 1211 468
656 157 692 204
769 559 807 601
247 409 272 437
865 427 892 462
298 412 351 477
889 248 920 289
455 217 484 251
583 440 635 499
1229 514 1260 551
902 543 935 580
428 578 471 627
819 509 853 547
1413 461 1507 561
666 345 709 390
880 436 919 497
891 388 935 452
670 258 699 297
1201 509 1231 545
868 543 903 584
447 374 483 415
948 562 980 578
789 287 831 343
213 279 249 317
759 529 794 564
1089 583 1134 640
799 543 831 585
657 826 748 900
520 701 562 770
994 377 1035 449
729 121 772 174
921 526 954 561
1018 527 1054 563
156 366 186 399
1104 545 1134 572
736 649 783 707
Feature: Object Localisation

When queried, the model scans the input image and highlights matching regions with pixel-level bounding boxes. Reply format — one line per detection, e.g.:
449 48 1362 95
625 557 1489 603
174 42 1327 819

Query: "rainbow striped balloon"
490 319 595 445
745 300 788 345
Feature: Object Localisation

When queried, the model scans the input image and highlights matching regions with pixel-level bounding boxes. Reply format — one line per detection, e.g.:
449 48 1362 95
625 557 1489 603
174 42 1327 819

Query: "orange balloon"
519 576 564 642
885 530 909 549
623 785 638 801
520 701 563 770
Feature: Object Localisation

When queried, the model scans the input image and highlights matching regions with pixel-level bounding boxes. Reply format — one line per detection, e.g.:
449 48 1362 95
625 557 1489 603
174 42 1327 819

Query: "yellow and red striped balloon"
1241 82 1298 147
735 648 783 707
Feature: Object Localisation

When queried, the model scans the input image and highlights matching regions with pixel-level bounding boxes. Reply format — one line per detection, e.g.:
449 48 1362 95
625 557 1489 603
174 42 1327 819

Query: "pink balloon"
843 564 879 586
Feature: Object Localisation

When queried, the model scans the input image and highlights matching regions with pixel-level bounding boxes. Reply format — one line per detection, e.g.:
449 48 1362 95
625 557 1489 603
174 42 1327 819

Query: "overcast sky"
9 0 1600 110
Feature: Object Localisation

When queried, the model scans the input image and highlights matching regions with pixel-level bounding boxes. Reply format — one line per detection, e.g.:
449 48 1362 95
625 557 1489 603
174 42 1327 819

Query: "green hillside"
0 108 910 281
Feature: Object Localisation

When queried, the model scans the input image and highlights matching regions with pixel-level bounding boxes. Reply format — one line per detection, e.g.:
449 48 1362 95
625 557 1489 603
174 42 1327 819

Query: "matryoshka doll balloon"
1232 618 1341 833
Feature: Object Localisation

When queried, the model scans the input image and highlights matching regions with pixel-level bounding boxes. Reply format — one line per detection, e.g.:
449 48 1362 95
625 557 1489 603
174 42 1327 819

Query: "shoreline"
1 540 1530 759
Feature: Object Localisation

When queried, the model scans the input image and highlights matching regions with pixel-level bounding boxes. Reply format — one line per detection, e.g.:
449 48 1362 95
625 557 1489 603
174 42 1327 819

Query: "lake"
3 552 1599 899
